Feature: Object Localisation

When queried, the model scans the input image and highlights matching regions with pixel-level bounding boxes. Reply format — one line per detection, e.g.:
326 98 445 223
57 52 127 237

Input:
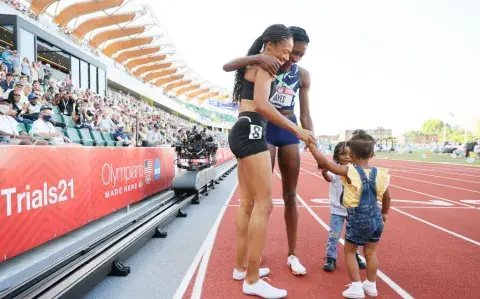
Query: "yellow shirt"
340 164 390 208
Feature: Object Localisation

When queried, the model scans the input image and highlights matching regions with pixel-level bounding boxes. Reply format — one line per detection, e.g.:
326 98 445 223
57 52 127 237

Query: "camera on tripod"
173 126 218 171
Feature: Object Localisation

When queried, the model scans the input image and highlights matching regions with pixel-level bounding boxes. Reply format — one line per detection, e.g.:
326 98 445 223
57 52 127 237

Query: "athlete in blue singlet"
223 27 313 276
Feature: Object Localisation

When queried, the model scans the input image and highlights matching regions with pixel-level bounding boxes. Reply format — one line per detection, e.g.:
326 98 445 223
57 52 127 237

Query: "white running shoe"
243 278 287 299
232 268 270 281
362 280 378 297
287 255 306 275
342 282 365 298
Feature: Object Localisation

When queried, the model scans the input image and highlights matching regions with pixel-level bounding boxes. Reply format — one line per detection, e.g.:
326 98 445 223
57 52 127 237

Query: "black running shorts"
228 111 268 159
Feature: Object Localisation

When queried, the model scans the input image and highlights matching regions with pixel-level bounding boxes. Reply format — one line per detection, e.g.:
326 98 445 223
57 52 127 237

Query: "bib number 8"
249 124 263 140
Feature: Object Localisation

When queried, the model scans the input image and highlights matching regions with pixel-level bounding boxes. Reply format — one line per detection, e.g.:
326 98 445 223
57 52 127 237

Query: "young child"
309 131 391 298
321 142 366 272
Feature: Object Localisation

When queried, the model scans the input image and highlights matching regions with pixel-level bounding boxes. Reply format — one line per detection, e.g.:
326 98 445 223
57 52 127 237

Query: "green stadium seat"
61 116 75 128
26 124 32 133
18 123 26 133
90 130 106 146
78 128 94 146
51 114 64 124
101 132 116 147
52 106 60 114
64 128 82 144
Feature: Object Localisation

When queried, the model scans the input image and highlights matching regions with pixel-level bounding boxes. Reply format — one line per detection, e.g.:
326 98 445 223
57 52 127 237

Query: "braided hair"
288 26 310 44
232 24 292 102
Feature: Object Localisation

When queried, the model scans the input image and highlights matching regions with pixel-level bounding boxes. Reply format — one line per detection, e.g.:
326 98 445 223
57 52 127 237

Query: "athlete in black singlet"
224 27 313 276
227 24 315 299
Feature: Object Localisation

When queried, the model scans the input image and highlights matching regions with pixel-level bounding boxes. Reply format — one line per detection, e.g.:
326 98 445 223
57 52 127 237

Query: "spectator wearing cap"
1 73 14 92
22 93 42 121
146 124 164 147
30 106 70 145
0 96 38 145
113 126 132 146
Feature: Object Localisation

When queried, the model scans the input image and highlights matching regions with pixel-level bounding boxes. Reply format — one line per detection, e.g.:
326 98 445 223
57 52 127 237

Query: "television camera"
173 126 218 171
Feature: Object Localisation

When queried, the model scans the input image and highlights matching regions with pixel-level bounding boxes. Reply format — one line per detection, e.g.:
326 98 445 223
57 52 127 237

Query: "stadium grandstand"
0 0 236 147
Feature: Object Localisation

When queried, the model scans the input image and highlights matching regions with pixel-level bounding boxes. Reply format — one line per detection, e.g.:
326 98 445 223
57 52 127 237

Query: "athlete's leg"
278 143 306 275
268 143 277 172
235 159 254 272
277 144 300 256
242 151 274 284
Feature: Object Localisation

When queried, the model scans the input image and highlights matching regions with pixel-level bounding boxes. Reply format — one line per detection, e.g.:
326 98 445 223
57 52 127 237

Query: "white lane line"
273 170 414 299
299 167 480 246
172 182 238 299
302 159 480 193
391 207 480 246
300 166 480 211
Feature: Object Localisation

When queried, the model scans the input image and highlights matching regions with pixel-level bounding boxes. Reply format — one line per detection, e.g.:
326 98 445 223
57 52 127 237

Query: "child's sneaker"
362 280 378 297
356 254 366 269
323 257 336 272
342 282 365 298
287 255 306 275
243 278 287 298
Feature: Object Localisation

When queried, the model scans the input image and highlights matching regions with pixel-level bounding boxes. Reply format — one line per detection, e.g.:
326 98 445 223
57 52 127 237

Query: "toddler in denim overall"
344 166 384 247
321 142 366 272
307 130 391 299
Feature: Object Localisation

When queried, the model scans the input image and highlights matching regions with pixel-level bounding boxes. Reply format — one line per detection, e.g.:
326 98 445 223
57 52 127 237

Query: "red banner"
0 146 233 262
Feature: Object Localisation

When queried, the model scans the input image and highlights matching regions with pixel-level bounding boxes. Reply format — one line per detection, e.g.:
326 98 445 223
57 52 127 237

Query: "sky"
148 0 480 136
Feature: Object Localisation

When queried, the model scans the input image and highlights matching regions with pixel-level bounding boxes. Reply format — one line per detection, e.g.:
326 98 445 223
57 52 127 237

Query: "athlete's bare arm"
298 66 314 134
223 54 281 77
308 142 348 176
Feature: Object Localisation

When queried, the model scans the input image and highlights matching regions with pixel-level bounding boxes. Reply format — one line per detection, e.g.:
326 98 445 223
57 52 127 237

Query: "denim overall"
345 166 384 246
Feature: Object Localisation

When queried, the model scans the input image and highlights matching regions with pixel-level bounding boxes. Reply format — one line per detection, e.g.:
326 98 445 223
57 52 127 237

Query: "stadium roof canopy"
25 0 231 104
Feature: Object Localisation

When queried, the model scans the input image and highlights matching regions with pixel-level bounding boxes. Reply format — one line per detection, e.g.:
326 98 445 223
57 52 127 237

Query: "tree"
421 119 446 135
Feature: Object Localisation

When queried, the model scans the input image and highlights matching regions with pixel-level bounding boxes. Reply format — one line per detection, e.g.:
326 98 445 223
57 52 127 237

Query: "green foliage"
421 119 447 135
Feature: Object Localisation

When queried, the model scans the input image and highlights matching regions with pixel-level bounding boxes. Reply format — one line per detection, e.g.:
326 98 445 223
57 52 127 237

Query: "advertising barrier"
0 146 233 262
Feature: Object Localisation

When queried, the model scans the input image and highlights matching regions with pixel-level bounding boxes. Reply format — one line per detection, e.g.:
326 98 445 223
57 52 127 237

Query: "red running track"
179 154 480 299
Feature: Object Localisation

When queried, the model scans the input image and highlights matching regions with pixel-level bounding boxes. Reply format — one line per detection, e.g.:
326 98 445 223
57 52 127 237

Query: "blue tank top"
268 64 300 110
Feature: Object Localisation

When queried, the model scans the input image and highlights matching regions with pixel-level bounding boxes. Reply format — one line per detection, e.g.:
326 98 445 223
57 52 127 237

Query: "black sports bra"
239 79 276 101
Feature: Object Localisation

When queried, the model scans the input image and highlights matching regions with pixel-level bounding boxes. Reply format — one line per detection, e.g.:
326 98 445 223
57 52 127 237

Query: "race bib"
249 124 263 140
269 87 295 108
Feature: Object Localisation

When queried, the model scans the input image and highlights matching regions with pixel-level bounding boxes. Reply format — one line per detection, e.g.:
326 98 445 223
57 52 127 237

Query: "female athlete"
228 24 315 298
224 27 313 276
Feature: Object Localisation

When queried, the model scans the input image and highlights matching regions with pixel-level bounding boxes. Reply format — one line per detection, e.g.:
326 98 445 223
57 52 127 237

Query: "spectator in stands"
22 93 42 121
96 110 116 132
0 97 37 145
72 100 93 129
11 51 21 75
29 107 71 145
56 91 75 116
113 126 131 146
146 124 163 146
1 73 14 92
43 64 52 86
1 46 13 72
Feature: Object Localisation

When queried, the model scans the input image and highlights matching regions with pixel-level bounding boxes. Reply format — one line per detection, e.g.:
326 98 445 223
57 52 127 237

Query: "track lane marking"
273 169 414 299
173 182 238 299
299 167 480 247
301 159 480 194
300 164 480 211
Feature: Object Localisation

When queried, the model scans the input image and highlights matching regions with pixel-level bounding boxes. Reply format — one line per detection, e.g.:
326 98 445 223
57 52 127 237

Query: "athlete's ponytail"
232 24 292 102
